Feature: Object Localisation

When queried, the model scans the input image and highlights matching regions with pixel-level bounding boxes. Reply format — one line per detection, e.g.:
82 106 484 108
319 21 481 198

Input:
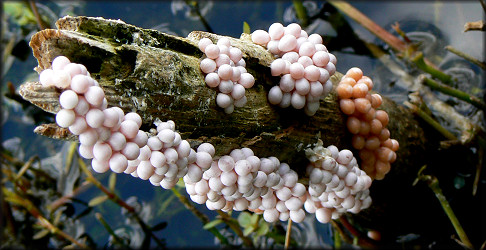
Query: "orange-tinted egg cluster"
336 67 399 180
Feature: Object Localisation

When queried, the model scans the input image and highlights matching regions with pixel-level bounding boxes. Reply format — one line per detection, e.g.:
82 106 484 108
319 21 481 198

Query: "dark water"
2 1 484 248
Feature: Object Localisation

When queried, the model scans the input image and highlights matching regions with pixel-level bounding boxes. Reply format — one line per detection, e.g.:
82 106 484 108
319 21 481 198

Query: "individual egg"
59 90 79 109
56 109 76 128
84 86 105 107
251 30 271 45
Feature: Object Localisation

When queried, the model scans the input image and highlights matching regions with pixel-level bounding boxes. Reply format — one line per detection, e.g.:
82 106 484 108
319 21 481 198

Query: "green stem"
216 210 254 248
412 52 453 84
95 212 129 248
404 101 457 141
15 155 39 181
171 188 229 245
185 0 213 33
445 45 486 70
424 176 474 249
420 75 486 110
3 188 89 248
292 0 309 27
78 158 165 247
472 137 485 196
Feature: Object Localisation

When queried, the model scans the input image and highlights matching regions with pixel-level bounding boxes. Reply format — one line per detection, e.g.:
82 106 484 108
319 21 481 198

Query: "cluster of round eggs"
304 140 372 223
336 67 399 180
124 120 199 189
39 56 203 189
250 22 336 116
40 56 374 224
184 146 309 223
198 37 255 114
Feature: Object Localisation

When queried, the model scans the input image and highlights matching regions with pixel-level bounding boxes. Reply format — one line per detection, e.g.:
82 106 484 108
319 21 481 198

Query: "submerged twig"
480 0 486 13
78 156 165 248
2 187 88 248
15 155 40 181
48 180 91 212
171 188 229 245
95 212 130 248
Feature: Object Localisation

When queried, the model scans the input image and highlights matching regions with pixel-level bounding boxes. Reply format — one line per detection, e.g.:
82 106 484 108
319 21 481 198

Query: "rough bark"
20 16 425 173
18 16 436 243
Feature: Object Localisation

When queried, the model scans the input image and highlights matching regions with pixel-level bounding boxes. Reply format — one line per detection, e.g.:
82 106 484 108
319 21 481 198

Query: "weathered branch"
17 17 441 244
19 16 425 175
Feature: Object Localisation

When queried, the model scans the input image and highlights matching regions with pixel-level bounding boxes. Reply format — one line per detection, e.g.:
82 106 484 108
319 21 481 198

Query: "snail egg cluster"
198 37 255 114
336 67 399 180
304 140 372 223
40 56 201 189
40 56 374 225
251 22 336 116
185 147 310 224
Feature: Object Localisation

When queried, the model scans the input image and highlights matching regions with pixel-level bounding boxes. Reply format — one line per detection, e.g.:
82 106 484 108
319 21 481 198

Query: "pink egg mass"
198 37 255 114
42 48 376 225
250 22 336 116
336 67 399 180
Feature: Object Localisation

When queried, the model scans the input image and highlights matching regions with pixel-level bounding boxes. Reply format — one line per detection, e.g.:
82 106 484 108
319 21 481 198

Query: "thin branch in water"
185 0 213 33
292 0 309 27
480 0 486 13
28 0 49 30
412 52 453 85
404 101 458 141
391 22 413 44
338 216 376 248
171 188 229 245
216 210 254 248
472 138 485 196
328 1 407 52
445 45 486 70
48 180 91 212
77 157 165 247
414 167 474 249
3 188 89 248
15 155 39 181
95 212 130 248
418 75 486 110
284 218 292 249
